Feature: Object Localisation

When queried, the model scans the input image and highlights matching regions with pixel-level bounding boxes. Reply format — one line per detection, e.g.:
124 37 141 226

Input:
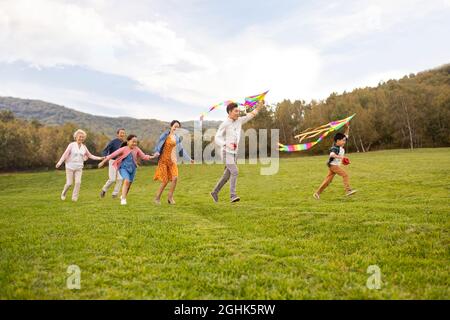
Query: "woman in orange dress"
153 120 193 204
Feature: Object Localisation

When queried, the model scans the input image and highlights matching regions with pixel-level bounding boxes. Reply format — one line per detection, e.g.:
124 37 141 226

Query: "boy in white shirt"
210 100 263 203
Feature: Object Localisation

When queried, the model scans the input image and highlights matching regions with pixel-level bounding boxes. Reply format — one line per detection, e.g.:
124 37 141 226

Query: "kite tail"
279 114 356 152
278 141 317 152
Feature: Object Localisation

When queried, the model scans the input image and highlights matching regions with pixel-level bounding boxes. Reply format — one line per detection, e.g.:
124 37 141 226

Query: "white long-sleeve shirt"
57 142 102 170
214 113 255 154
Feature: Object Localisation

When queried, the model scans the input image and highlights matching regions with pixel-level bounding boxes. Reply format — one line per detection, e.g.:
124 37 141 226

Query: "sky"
0 0 449 121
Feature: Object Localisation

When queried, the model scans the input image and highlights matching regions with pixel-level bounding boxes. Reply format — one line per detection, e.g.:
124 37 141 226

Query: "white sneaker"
346 190 357 196
120 197 127 205
61 194 66 201
230 195 240 203
313 192 320 200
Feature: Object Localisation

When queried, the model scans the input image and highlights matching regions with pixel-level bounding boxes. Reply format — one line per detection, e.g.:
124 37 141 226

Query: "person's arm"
344 123 350 138
329 147 343 159
102 140 112 157
240 112 255 125
176 137 193 163
99 147 124 167
85 146 104 161
183 150 194 163
179 148 192 162
329 152 344 160
56 143 72 168
153 132 167 156
214 122 227 148
136 147 156 161
241 100 264 124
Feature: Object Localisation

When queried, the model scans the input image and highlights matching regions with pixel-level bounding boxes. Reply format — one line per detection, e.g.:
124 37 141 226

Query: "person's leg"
212 167 231 195
154 163 170 203
72 169 83 201
167 177 178 204
121 179 131 199
120 179 131 205
210 166 230 202
101 160 116 194
226 153 239 200
212 150 234 195
330 166 351 193
126 181 132 196
112 168 123 198
100 160 117 197
227 164 238 199
155 181 169 201
61 169 74 199
166 163 178 204
316 168 336 194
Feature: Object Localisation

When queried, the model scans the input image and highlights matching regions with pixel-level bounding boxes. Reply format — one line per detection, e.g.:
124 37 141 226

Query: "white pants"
62 168 83 201
102 160 123 195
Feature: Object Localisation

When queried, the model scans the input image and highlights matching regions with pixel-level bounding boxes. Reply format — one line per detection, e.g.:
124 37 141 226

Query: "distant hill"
0 97 221 141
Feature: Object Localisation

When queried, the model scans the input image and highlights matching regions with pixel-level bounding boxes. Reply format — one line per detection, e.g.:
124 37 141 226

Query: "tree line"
0 111 106 170
0 109 162 171
0 64 448 170
245 64 450 155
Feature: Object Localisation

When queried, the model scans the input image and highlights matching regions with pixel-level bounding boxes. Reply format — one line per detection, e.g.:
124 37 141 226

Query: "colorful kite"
243 90 269 110
200 90 269 120
278 114 356 152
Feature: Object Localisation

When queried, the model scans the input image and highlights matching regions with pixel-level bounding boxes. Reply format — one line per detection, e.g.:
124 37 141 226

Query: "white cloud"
0 0 115 66
306 0 448 45
255 0 448 47
0 0 448 120
0 0 210 94
0 0 322 114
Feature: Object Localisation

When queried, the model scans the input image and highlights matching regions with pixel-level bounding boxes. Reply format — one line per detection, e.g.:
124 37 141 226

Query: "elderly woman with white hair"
56 129 104 201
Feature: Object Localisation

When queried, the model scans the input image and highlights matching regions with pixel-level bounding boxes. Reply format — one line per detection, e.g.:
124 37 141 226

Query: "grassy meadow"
0 148 449 299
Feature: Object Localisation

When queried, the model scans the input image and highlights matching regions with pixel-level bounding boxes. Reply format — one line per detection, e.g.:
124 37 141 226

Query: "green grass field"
0 148 449 299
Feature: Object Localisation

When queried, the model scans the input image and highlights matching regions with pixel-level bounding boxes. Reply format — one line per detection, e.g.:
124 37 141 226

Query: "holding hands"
98 158 107 168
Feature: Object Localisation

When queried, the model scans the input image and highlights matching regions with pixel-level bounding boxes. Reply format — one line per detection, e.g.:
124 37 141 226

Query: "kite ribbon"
279 114 356 152
200 100 240 121
200 90 269 120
